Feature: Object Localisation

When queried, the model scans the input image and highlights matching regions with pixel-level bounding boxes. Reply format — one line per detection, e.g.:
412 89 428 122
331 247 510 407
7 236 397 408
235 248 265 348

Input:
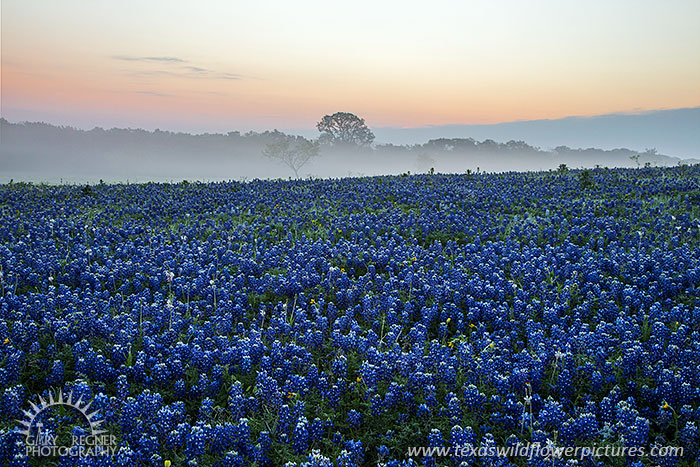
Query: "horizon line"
2 105 699 136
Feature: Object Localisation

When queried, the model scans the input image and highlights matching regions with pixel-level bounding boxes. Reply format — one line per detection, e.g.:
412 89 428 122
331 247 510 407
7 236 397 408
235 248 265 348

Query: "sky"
2 0 700 133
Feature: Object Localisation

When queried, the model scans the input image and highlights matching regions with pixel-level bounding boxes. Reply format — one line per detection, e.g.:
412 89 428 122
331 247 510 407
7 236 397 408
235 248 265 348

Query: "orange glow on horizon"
5 57 699 131
2 0 699 131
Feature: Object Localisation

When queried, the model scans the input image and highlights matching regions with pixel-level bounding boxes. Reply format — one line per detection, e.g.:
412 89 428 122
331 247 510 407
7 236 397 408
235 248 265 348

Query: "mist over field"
2 108 698 184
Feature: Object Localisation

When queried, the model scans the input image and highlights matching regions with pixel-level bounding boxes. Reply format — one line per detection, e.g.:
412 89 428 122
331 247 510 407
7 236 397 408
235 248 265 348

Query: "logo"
17 389 118 458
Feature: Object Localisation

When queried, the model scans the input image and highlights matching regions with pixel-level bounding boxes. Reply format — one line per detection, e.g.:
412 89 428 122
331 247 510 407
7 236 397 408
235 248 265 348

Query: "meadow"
1 166 700 466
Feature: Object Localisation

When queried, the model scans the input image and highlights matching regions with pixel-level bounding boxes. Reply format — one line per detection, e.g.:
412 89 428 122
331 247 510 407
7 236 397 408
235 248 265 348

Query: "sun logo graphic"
16 389 118 458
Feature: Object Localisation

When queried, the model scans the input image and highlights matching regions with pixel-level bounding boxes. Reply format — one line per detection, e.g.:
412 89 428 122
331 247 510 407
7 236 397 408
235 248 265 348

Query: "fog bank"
2 119 697 184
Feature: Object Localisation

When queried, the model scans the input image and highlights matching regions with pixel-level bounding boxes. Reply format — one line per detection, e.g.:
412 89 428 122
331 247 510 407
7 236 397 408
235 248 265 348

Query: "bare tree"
316 112 374 146
262 135 320 178
630 154 640 168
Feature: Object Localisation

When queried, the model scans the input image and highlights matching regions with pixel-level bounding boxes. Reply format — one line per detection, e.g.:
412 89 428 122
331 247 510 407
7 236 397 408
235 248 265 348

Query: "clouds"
112 56 185 63
113 55 240 81
179 65 241 80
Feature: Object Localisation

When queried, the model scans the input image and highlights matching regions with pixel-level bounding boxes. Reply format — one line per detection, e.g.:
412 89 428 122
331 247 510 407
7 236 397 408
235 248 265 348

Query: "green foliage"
316 112 375 146
579 169 595 189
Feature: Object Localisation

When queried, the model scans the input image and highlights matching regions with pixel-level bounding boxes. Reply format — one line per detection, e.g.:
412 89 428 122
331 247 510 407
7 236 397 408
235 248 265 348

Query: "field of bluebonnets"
1 165 700 467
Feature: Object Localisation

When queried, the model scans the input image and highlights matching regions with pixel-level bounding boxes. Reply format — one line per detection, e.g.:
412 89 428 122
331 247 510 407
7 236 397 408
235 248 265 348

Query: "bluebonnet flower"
292 416 309 454
417 403 431 419
347 409 362 428
199 397 215 422
378 444 390 459
185 424 209 458
308 417 324 443
3 167 700 463
338 439 364 467
1 385 25 419
538 397 566 430
463 384 486 410
252 431 271 465
679 421 699 459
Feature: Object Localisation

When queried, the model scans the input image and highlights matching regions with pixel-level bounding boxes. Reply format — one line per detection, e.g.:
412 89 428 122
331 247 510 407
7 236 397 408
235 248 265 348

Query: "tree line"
2 115 685 181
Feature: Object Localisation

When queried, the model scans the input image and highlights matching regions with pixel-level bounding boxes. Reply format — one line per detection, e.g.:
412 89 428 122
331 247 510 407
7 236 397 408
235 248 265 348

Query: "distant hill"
373 107 700 159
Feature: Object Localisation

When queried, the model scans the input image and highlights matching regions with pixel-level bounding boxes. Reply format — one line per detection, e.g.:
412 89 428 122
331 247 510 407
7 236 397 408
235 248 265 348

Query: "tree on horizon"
262 134 320 178
316 112 375 147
